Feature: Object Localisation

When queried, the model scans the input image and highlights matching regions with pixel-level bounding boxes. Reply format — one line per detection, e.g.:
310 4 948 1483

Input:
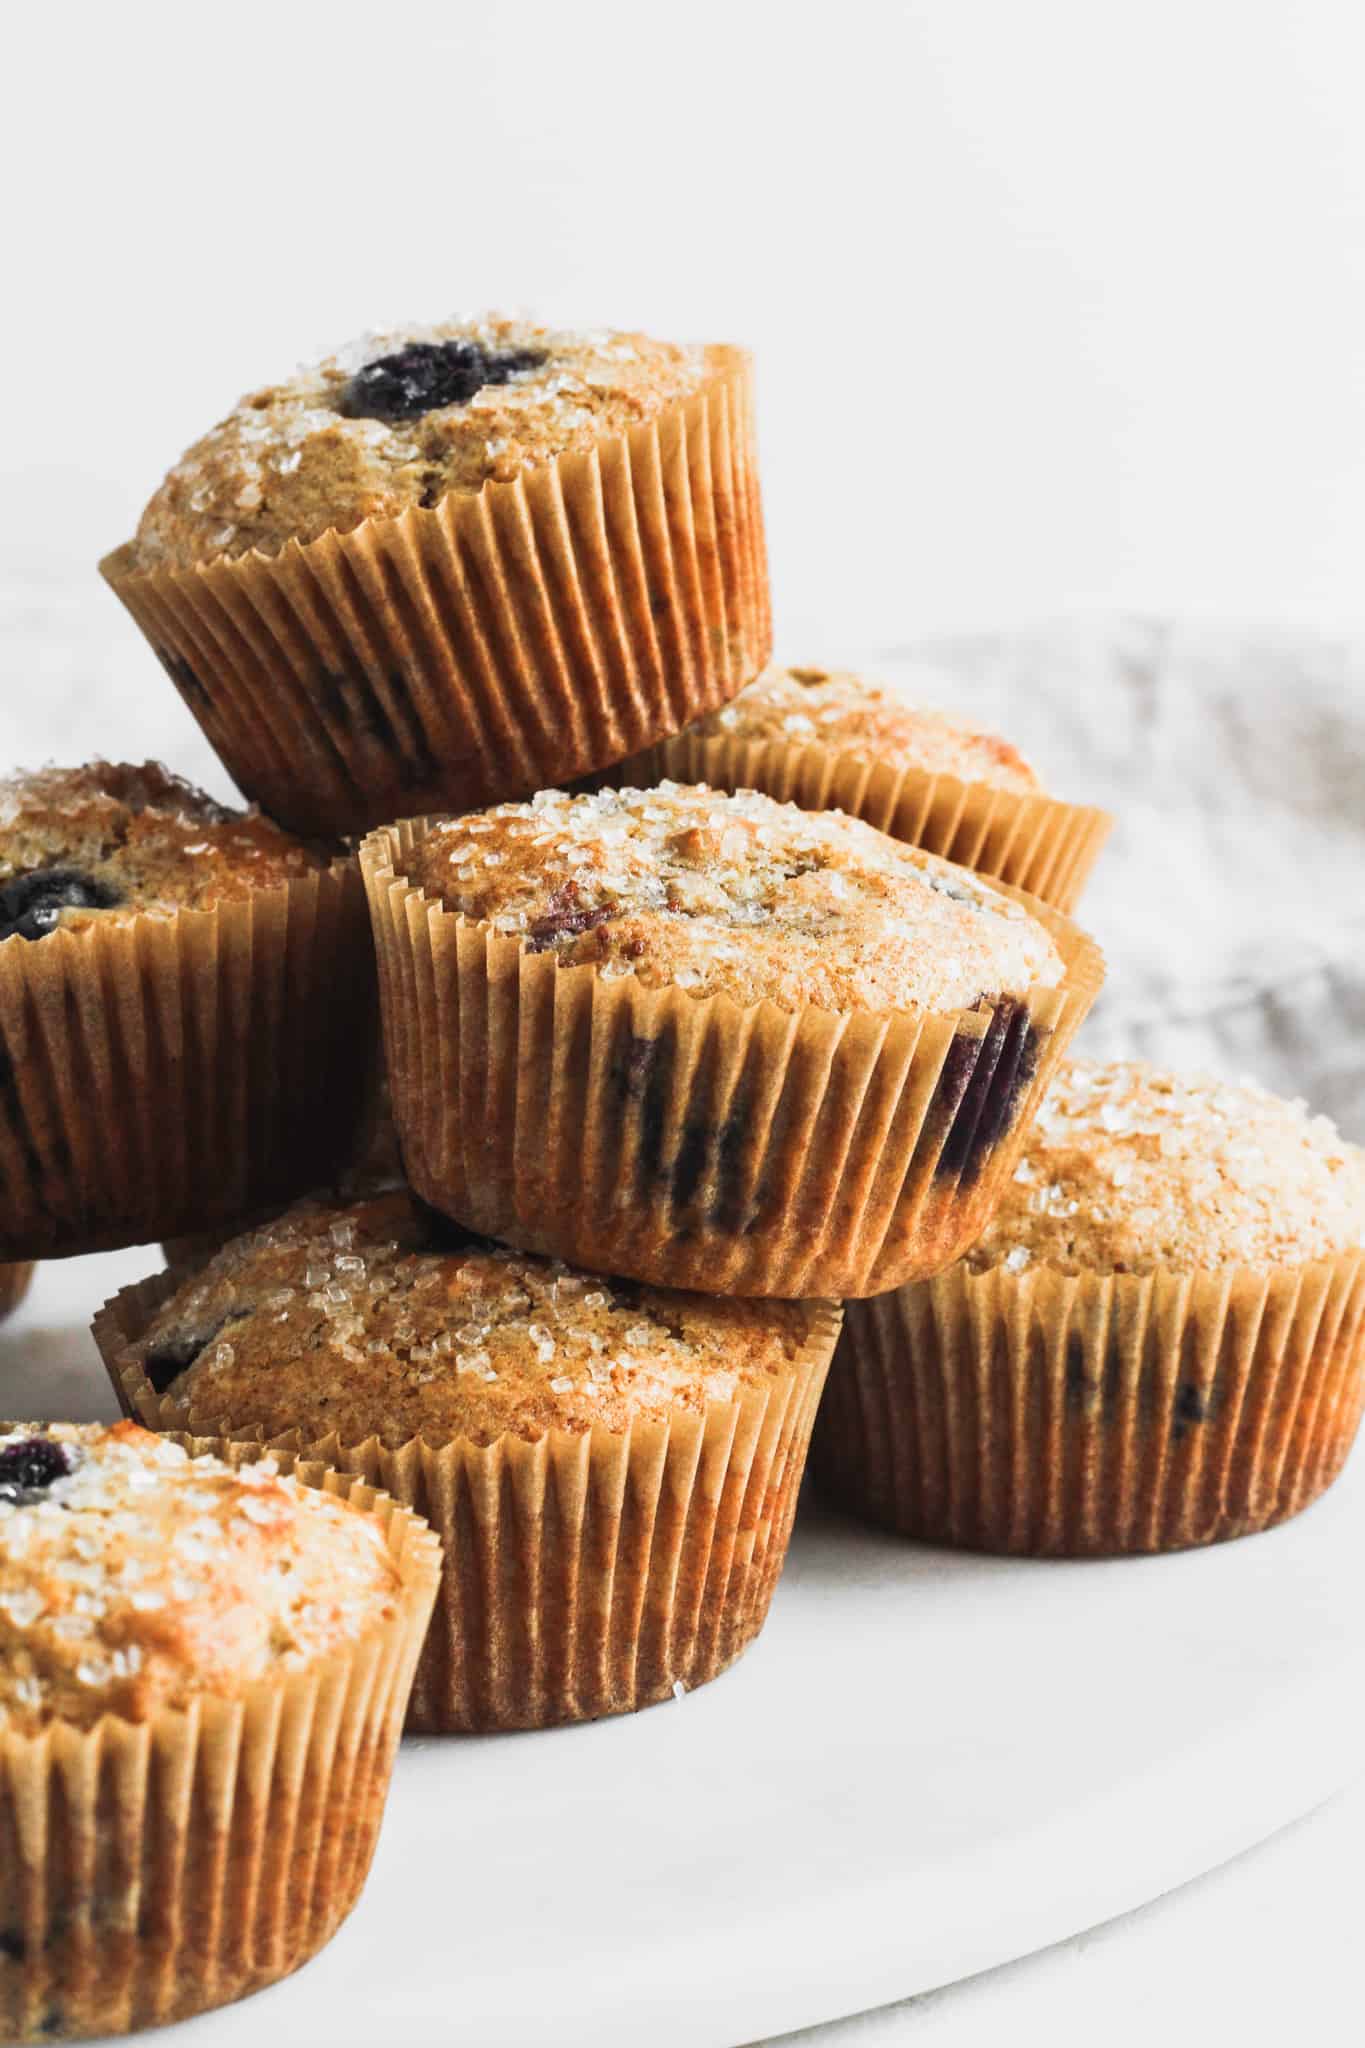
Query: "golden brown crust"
404 783 1064 1016
968 1059 1365 1275
694 664 1041 792
0 761 328 932
119 1191 828 1448
133 315 713 569
0 1422 401 1733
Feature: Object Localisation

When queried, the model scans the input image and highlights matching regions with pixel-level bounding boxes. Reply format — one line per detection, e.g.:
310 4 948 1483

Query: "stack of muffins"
0 313 1356 2039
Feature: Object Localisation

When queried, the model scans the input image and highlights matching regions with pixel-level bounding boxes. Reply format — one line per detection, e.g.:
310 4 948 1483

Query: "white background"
6 1 1365 646
5 7 1365 2047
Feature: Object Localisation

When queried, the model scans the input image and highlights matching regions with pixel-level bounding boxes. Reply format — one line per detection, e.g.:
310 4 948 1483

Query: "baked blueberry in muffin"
103 316 770 837
403 782 1065 1014
0 1421 438 2038
363 787 1102 1296
129 316 714 570
0 761 329 934
816 1061 1365 1555
0 762 375 1261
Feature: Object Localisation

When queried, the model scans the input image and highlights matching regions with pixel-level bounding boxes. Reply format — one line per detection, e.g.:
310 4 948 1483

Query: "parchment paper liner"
0 861 376 1261
811 1252 1365 1555
94 1277 839 1734
0 1441 440 2041
359 817 1104 1297
599 732 1112 914
100 350 770 839
0 1267 33 1324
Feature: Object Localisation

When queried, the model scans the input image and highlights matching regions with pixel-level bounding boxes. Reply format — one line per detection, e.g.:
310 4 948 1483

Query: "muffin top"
0 1422 401 1734
401 783 1064 1014
133 315 714 571
120 1191 829 1449
696 665 1041 794
966 1059 1365 1276
0 762 329 943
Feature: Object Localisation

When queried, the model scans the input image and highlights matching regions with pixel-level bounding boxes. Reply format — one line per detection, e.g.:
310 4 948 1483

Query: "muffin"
600 663 1111 912
0 1268 33 1324
101 315 770 836
0 1420 438 2040
813 1060 1365 1554
95 1190 840 1732
360 785 1103 1298
159 1067 403 1274
0 761 376 1259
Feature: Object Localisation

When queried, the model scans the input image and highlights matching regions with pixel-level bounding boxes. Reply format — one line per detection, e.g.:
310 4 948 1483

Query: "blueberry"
142 1335 209 1396
934 999 1042 1186
339 341 547 423
0 868 122 944
0 1436 72 1504
143 1311 248 1394
526 881 616 952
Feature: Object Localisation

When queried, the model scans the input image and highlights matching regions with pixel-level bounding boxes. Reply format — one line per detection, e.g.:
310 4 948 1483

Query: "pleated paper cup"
158 1064 400 1275
94 1278 840 1733
0 862 377 1262
359 817 1104 1298
600 732 1112 914
0 1267 33 1324
0 1442 440 2042
100 350 770 840
811 1252 1365 1555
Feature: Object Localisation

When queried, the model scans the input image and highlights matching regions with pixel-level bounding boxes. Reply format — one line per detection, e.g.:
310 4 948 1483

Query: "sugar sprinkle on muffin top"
0 1422 400 1734
403 783 1064 1014
122 1191 828 1449
967 1059 1365 1276
0 761 330 942
133 315 713 570
695 664 1041 794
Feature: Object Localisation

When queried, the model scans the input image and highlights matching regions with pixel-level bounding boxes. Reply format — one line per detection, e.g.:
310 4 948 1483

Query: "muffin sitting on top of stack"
362 782 1103 1297
102 314 771 836
814 1060 1365 1555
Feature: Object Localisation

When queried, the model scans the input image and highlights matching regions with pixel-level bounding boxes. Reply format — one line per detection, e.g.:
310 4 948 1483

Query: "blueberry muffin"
102 315 770 836
0 1267 32 1324
601 663 1111 912
361 786 1103 1297
0 1420 438 2039
96 1190 840 1732
0 762 376 1260
814 1061 1365 1554
159 1066 403 1274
